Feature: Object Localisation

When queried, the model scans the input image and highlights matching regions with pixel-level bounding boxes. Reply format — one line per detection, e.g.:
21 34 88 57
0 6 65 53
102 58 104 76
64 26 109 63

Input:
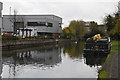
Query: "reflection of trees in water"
63 41 85 59
84 53 107 67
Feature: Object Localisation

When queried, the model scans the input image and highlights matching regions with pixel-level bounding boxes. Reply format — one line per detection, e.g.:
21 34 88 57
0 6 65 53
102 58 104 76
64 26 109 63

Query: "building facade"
118 1 120 14
0 2 3 35
2 15 62 35
0 2 2 78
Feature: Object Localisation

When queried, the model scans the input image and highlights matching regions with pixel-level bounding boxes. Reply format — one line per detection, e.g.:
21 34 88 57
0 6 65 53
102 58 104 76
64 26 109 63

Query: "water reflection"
63 41 84 59
1 41 108 78
0 47 2 78
2 45 61 67
84 53 107 67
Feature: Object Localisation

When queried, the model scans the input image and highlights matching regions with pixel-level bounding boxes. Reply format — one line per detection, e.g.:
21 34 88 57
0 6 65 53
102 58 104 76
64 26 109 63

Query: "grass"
98 70 108 78
111 41 120 52
98 54 112 79
98 40 119 79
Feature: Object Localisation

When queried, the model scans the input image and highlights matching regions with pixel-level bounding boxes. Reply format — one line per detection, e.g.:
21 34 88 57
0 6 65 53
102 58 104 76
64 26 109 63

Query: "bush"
2 34 19 41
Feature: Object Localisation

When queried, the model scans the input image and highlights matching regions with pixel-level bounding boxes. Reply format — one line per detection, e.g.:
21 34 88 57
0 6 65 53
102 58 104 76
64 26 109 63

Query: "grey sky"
1 0 119 28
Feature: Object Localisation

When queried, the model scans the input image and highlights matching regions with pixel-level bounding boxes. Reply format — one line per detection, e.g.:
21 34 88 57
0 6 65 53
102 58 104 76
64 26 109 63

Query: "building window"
59 23 62 27
47 22 53 27
27 22 46 26
14 22 24 27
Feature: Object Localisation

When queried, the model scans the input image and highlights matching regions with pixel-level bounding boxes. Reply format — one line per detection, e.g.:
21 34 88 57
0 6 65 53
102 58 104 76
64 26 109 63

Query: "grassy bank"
98 40 120 79
111 41 120 52
98 54 112 78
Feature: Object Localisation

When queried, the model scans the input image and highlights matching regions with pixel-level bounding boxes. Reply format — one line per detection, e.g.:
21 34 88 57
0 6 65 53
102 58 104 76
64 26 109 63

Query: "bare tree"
9 9 18 34
9 9 26 36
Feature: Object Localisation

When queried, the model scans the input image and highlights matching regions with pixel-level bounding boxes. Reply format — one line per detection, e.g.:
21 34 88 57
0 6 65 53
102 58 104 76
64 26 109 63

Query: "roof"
3 14 62 19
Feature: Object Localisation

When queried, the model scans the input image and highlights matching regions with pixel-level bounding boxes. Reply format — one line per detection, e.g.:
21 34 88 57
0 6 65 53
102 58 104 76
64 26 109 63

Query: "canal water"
1 41 107 78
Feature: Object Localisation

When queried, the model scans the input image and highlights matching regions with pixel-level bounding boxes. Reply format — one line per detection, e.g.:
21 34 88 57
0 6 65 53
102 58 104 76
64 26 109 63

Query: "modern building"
0 2 3 35
118 1 120 14
2 15 62 36
0 2 2 78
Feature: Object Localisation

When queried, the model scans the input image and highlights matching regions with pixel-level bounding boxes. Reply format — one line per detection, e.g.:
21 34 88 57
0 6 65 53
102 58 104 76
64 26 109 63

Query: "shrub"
2 34 19 41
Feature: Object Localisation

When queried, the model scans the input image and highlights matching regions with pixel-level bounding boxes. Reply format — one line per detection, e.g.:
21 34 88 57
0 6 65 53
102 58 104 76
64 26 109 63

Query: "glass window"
27 22 46 26
14 22 24 27
38 22 46 26
59 23 62 27
27 22 37 26
47 22 53 27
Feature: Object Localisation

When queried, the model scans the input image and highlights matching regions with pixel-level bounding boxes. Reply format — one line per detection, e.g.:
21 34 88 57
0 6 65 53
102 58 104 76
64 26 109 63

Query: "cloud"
0 0 119 27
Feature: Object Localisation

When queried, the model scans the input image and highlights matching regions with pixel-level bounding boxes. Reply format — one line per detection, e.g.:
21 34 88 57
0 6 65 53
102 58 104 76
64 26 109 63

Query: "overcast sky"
0 0 120 28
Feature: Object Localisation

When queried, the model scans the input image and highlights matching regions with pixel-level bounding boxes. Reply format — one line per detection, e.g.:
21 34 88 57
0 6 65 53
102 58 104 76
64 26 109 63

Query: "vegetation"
98 70 108 78
62 10 120 41
111 41 120 52
98 41 119 79
84 21 105 39
98 54 112 79
62 20 106 40
63 41 84 59
62 20 87 39
104 13 120 40
2 34 19 41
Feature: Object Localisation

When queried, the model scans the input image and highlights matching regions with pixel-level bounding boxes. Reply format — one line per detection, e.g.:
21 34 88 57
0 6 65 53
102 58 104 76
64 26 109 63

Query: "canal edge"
98 52 118 79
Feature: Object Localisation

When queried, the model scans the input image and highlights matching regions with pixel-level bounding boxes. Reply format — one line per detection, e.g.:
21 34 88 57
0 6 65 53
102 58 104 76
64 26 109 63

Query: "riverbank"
2 39 76 50
98 41 120 79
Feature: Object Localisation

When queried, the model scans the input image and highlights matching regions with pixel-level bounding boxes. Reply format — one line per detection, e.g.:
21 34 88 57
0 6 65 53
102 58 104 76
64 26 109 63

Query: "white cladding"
17 27 37 37
3 15 62 34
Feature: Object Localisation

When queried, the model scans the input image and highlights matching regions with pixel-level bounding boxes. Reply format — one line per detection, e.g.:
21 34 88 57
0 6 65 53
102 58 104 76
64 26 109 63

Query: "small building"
2 15 62 36
84 21 107 34
16 27 37 37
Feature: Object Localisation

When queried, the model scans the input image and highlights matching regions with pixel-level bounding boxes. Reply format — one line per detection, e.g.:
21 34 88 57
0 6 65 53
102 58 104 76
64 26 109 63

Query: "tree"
84 21 105 39
109 13 120 40
62 27 72 38
89 21 97 29
9 9 25 35
104 15 115 33
9 10 18 34
68 20 86 39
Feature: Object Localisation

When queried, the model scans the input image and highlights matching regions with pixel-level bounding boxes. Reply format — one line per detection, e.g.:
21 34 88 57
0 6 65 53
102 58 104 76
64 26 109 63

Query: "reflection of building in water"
2 47 61 77
2 47 61 66
15 47 62 66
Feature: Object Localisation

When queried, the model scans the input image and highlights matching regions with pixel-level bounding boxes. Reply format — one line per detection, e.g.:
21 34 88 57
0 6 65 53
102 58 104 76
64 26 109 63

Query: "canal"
0 41 107 78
